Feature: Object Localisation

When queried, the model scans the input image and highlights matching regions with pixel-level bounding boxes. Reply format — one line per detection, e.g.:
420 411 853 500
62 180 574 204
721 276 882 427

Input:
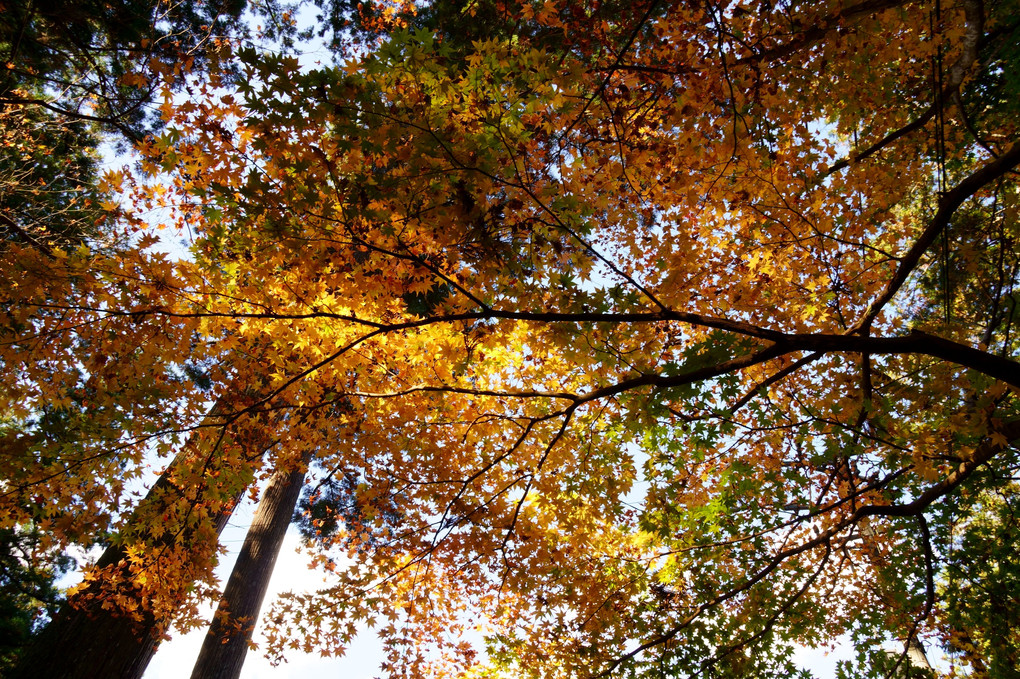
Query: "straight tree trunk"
11 399 271 679
9 472 240 679
189 462 308 679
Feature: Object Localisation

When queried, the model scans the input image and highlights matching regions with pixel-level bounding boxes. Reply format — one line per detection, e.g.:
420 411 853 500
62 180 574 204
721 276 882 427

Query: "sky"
142 498 386 679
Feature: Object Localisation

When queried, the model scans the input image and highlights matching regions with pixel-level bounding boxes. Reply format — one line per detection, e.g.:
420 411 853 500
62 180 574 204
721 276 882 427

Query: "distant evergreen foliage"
0 104 102 250
0 525 73 675
296 468 403 549
0 0 248 140
402 281 453 318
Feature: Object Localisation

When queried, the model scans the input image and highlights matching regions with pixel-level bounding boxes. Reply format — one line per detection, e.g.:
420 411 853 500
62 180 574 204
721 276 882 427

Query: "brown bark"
9 474 238 679
189 462 308 679
10 400 271 679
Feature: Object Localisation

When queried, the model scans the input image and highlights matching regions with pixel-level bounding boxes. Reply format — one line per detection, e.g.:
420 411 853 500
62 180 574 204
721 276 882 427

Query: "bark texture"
11 399 270 679
10 468 242 679
189 463 307 679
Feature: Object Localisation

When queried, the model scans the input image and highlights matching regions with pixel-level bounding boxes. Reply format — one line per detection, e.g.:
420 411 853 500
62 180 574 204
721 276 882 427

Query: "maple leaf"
7 2 1020 679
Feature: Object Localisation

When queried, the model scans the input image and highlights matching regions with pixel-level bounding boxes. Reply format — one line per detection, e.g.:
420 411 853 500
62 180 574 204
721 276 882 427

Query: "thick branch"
824 0 984 175
777 329 1020 389
0 212 56 257
853 141 1020 332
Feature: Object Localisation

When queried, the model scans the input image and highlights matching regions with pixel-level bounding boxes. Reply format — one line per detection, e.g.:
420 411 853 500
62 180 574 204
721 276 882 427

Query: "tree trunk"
189 462 307 679
9 478 239 679
11 400 270 679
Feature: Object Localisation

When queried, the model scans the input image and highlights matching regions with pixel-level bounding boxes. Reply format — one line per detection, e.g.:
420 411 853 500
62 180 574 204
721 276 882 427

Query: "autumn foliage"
3 0 1020 677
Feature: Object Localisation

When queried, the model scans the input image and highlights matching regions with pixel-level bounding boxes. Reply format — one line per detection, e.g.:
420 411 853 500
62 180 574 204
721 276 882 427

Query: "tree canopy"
3 0 1020 677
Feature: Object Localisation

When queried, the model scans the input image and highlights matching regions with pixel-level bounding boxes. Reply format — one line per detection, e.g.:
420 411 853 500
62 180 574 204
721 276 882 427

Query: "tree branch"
853 141 1020 332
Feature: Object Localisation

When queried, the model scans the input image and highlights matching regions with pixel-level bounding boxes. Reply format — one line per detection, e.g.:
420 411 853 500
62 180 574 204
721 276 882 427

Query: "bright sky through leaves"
4 0 1020 677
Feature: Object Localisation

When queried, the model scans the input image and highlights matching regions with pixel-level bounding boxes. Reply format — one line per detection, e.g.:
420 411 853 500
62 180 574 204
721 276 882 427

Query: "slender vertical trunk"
189 462 308 679
11 400 271 679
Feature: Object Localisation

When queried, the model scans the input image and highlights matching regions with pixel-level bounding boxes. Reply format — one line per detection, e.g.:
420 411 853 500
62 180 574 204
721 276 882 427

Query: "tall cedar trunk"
189 463 307 679
9 472 239 679
11 400 269 679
